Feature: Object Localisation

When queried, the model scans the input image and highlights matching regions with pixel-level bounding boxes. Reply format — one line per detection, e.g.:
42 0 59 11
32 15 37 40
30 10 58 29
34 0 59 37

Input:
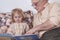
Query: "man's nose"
32 4 37 8
34 7 39 10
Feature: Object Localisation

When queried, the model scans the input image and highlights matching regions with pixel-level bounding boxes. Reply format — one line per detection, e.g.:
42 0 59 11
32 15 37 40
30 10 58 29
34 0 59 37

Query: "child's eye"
18 16 21 18
15 16 21 18
15 16 17 18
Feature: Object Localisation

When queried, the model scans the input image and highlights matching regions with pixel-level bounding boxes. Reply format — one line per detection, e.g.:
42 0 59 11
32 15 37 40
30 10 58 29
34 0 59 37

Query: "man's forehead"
32 0 48 3
32 0 40 3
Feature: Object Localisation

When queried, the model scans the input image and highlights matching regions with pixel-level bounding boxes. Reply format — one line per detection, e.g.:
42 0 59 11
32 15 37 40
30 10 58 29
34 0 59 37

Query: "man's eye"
35 3 37 6
33 3 37 6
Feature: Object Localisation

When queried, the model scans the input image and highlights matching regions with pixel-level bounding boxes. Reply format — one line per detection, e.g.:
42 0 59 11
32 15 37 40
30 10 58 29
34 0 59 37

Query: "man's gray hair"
39 0 48 3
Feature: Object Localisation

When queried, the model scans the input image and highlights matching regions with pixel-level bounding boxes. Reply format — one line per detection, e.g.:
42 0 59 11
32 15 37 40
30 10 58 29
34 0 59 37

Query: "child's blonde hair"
12 8 24 23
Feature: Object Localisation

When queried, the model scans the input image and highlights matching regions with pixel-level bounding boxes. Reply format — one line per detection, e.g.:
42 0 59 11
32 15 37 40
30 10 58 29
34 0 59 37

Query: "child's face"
14 13 22 23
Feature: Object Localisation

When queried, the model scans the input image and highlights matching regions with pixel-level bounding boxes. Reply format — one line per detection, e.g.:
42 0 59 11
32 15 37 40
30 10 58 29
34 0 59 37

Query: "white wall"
0 0 37 13
0 0 60 14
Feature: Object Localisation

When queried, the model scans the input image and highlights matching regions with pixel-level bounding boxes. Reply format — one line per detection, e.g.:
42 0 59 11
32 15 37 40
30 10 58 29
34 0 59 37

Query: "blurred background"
0 0 60 14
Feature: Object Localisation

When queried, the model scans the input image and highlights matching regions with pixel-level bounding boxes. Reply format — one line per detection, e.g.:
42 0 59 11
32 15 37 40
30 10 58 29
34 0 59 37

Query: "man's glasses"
32 0 42 7
33 2 39 6
32 1 39 8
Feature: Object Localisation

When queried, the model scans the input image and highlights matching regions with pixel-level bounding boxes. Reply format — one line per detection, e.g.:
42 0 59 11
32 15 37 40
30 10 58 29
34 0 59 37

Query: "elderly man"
26 0 60 38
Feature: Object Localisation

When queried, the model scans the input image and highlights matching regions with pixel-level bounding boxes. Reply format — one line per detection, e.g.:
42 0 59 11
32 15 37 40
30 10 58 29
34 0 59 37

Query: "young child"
7 8 29 36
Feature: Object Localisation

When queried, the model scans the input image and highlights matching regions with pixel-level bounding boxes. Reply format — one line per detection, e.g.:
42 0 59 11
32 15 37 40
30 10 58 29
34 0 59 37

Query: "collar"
44 3 49 8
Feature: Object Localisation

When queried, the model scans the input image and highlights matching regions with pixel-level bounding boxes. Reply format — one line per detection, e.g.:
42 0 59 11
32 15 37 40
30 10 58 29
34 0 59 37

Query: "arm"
34 19 56 31
26 19 55 34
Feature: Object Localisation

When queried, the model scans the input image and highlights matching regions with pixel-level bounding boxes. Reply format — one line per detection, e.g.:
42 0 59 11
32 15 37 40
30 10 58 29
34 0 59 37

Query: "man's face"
32 0 47 12
32 0 40 11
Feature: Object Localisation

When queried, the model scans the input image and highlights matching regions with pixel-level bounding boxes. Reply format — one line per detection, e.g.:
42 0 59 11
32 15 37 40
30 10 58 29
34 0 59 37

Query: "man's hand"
25 28 36 34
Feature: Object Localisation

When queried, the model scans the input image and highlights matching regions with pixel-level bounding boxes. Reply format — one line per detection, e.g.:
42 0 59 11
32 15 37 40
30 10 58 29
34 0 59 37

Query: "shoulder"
47 2 60 8
50 2 60 7
48 2 60 12
53 2 60 5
